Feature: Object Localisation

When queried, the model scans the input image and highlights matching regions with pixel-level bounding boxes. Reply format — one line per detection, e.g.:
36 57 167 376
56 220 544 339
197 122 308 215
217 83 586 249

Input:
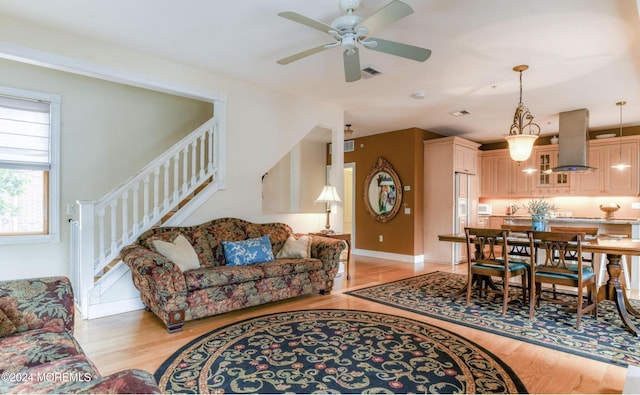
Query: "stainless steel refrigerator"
454 172 472 263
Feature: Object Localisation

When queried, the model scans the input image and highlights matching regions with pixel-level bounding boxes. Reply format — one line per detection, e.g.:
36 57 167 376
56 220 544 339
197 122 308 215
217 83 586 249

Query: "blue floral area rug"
345 271 640 367
154 309 527 394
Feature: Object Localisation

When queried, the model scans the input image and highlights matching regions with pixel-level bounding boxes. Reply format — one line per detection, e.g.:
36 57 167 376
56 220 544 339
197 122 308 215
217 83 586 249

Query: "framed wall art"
363 157 402 223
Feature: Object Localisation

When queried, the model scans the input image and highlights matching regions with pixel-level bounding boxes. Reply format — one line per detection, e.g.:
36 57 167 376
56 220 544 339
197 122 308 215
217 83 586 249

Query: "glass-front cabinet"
534 147 571 195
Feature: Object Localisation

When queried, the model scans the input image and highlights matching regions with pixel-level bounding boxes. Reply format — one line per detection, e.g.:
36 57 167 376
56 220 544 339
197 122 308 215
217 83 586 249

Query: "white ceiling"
0 0 639 143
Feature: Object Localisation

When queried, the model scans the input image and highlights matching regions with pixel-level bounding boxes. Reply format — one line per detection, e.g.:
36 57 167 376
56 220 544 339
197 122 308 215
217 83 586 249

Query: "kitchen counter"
487 214 640 225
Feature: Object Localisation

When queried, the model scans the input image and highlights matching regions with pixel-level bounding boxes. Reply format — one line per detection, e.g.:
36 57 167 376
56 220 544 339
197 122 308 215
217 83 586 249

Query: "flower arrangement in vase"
516 198 556 231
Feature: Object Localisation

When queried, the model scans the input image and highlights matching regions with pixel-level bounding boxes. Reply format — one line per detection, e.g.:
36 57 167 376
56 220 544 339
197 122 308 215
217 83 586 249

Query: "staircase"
70 104 227 320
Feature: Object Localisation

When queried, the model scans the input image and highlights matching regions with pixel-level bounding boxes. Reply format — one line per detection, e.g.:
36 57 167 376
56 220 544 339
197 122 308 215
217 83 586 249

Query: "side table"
311 232 352 280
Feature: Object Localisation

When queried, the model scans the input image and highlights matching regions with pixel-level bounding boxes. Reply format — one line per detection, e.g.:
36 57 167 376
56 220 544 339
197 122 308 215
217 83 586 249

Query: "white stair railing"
73 107 226 319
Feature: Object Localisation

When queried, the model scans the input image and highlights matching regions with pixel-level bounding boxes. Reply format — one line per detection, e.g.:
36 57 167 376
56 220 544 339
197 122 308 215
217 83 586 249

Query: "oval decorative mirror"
364 157 403 223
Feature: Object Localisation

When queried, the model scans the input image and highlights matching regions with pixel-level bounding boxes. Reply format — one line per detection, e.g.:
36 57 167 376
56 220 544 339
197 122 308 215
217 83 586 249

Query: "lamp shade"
505 134 538 162
315 185 342 203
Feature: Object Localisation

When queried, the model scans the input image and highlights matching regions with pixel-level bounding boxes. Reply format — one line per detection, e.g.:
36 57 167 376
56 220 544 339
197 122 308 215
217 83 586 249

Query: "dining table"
438 232 640 336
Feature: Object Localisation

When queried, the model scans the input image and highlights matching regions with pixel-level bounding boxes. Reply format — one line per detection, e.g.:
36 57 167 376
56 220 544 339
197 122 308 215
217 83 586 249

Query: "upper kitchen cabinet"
575 136 639 196
454 141 478 174
534 146 572 195
479 149 534 197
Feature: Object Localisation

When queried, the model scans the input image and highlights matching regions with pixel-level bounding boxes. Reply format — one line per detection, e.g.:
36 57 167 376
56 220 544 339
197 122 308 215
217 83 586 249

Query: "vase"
532 215 546 231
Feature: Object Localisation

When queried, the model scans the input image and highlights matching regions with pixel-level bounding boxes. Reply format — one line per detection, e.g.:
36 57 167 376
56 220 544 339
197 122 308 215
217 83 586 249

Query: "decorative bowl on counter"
599 203 620 220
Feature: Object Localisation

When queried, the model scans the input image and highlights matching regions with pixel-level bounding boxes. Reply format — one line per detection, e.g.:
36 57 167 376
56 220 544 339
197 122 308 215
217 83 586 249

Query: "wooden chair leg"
466 273 473 307
502 277 509 316
576 287 584 331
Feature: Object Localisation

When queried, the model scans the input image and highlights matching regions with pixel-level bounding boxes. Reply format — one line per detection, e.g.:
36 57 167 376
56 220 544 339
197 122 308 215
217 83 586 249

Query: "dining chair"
548 226 597 299
527 230 598 330
501 224 535 263
464 227 529 316
549 226 598 268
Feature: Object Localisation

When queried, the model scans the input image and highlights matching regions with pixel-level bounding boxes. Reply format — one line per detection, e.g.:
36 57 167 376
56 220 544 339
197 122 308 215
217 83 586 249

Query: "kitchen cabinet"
574 136 639 196
480 136 639 198
423 136 480 264
479 149 534 197
454 142 478 174
534 146 572 195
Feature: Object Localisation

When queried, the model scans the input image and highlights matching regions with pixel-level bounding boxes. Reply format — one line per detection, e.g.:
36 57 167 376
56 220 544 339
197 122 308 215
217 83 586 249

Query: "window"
0 86 60 244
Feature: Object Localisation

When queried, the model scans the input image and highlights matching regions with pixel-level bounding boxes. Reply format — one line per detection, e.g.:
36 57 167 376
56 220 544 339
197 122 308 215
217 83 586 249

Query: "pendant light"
505 65 541 162
344 124 354 138
612 101 630 170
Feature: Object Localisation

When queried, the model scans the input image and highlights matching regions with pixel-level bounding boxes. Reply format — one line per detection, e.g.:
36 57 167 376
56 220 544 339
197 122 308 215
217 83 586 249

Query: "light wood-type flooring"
75 256 631 394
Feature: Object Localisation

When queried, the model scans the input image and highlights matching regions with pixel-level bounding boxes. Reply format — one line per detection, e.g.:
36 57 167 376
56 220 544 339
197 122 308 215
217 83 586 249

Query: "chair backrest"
465 227 509 265
501 224 533 260
549 226 598 238
549 226 595 262
528 230 584 275
501 224 531 234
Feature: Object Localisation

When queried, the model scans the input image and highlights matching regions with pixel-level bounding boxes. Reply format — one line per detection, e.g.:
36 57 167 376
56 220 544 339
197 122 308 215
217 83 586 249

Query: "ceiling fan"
276 0 431 83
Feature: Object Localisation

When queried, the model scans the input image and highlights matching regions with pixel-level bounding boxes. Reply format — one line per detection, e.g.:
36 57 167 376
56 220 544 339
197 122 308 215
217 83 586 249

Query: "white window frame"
0 85 60 245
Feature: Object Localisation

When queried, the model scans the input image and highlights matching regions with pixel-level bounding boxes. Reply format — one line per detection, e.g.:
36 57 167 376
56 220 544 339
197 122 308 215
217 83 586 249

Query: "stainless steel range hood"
549 108 595 173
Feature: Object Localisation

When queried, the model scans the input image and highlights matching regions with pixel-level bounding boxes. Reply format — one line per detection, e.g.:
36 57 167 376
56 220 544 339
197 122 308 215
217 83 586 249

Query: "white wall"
0 16 344 280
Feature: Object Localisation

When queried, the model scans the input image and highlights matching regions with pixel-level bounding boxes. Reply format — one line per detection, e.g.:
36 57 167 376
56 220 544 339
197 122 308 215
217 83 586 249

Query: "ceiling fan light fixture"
276 0 431 83
506 65 541 163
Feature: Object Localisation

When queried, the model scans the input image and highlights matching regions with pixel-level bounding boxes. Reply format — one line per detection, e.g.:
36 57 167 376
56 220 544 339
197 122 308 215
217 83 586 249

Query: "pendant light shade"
612 101 630 170
506 65 541 162
344 124 354 138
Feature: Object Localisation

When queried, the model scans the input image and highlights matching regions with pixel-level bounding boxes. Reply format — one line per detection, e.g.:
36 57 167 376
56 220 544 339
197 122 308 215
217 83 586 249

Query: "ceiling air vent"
344 140 355 152
361 66 383 79
450 110 471 117
328 140 356 154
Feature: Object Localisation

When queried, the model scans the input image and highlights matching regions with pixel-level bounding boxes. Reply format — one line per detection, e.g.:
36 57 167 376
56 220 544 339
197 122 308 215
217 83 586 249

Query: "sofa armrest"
119 244 188 311
308 235 346 270
0 277 74 337
56 369 161 394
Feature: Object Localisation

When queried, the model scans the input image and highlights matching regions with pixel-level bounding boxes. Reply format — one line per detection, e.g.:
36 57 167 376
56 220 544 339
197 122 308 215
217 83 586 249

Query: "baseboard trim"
353 249 424 264
85 297 145 320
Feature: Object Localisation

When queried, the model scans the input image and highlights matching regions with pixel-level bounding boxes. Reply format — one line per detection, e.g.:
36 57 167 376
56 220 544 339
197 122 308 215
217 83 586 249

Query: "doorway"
343 163 355 242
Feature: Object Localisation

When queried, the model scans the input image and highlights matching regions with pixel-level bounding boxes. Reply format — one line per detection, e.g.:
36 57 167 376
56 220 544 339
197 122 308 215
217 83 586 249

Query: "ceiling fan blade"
356 0 414 36
277 43 333 65
343 48 362 83
364 37 431 62
278 11 335 34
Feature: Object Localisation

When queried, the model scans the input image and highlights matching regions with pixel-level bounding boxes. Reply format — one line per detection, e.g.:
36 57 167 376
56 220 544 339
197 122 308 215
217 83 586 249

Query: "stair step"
194 177 212 194
94 258 121 281
179 196 193 208
162 210 177 223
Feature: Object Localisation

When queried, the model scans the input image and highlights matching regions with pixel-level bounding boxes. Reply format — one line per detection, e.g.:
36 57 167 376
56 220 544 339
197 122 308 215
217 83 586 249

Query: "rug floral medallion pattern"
345 271 640 367
155 309 527 394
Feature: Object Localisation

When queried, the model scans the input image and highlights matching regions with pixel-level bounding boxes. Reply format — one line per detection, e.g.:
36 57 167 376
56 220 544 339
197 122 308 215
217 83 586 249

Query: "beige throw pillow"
152 234 201 272
276 235 312 259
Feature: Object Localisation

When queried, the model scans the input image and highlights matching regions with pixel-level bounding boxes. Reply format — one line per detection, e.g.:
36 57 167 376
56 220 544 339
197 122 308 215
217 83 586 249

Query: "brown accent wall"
329 128 442 256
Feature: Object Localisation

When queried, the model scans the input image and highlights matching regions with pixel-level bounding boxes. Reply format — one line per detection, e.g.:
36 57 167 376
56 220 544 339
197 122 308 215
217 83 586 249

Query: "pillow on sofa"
222 235 274 266
152 234 201 272
0 309 17 337
276 235 312 259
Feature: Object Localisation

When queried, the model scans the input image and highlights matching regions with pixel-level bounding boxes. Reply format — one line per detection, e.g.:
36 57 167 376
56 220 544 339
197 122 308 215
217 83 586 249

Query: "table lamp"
315 185 341 234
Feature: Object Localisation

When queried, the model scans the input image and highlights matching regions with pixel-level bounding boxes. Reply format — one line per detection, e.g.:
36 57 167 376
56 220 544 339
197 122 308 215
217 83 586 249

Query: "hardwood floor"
74 256 628 394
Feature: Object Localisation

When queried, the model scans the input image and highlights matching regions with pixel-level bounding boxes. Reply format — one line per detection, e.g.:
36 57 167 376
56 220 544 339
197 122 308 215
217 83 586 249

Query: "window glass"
0 87 59 243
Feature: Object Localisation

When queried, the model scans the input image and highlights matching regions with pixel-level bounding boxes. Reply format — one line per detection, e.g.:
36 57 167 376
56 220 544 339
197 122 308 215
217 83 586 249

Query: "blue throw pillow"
221 235 275 266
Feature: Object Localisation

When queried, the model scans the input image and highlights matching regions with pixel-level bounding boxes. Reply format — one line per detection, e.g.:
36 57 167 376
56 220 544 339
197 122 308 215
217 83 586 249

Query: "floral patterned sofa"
120 217 345 332
0 276 160 394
